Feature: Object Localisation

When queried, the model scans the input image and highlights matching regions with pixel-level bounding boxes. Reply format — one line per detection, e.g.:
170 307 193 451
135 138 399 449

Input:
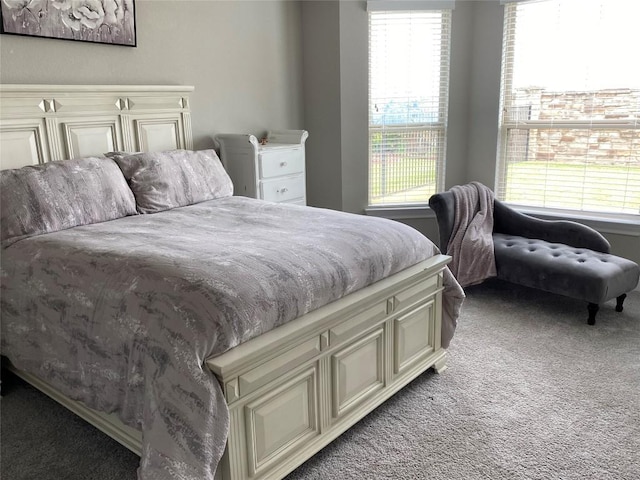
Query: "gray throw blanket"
446 182 497 287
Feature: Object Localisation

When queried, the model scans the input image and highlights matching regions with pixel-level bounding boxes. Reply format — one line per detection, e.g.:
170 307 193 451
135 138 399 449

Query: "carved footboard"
207 255 450 480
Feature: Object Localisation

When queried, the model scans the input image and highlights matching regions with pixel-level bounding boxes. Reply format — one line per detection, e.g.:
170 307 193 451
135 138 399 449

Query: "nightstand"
216 130 308 205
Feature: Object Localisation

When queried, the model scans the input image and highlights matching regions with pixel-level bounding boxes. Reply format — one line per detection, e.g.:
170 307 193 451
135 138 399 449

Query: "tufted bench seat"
493 234 640 324
429 190 640 325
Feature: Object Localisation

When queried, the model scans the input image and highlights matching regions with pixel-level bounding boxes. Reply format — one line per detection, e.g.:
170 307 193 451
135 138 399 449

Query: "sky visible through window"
513 0 640 91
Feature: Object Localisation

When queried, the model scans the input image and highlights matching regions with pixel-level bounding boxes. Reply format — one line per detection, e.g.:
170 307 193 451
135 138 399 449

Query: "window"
368 2 452 206
498 0 640 217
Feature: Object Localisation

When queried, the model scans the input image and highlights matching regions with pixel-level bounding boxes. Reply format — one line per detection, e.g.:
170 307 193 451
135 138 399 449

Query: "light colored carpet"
2 279 639 480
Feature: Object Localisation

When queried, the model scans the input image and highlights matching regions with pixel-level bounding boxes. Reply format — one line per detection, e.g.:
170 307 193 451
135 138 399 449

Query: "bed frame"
1 85 451 480
0 84 193 168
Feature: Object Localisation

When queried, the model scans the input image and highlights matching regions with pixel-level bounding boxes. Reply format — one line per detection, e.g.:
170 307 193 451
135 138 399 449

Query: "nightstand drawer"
259 148 304 179
261 175 305 202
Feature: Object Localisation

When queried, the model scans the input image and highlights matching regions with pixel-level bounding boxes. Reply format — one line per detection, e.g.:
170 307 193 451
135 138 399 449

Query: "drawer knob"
277 187 288 194
280 161 288 167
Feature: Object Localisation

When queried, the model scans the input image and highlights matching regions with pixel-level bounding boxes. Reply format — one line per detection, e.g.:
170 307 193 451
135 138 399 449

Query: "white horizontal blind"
497 0 640 216
368 9 451 206
367 1 455 11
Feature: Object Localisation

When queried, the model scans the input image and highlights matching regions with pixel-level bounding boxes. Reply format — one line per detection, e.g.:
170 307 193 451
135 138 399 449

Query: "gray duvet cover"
1 196 464 480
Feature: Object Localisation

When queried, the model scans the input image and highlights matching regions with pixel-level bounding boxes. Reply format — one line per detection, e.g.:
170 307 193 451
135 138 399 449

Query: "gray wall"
0 0 304 150
301 0 343 211
466 1 503 189
301 0 369 214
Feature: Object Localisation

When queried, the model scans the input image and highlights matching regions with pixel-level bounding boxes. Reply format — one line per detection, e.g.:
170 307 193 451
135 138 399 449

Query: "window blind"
368 9 451 206
367 0 455 11
497 0 640 216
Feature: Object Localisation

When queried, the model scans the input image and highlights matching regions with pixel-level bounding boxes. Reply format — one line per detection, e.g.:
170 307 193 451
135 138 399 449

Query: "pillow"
111 149 233 214
1 157 137 248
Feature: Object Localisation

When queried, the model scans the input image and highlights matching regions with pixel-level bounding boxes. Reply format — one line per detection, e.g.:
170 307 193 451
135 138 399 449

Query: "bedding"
109 149 234 213
0 156 137 248
0 195 463 480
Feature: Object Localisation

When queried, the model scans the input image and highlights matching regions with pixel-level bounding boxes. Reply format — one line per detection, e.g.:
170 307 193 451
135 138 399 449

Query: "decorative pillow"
111 149 234 214
1 157 137 248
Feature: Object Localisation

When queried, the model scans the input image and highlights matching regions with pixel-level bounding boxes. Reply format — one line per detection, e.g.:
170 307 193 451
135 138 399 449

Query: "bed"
0 84 465 480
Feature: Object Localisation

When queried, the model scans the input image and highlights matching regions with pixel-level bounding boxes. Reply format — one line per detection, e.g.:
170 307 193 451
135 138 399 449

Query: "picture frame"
0 0 136 47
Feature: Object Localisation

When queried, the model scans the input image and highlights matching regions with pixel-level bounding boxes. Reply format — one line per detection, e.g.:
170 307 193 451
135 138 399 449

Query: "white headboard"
0 84 194 170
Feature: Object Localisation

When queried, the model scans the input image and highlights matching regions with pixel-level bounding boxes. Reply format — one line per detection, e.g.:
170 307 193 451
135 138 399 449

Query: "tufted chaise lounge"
429 192 640 324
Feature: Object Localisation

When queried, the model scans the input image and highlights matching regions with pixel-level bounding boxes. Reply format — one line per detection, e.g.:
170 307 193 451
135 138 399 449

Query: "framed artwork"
0 0 136 47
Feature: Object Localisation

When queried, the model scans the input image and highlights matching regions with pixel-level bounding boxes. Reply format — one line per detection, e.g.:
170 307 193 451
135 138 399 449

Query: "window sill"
365 205 435 219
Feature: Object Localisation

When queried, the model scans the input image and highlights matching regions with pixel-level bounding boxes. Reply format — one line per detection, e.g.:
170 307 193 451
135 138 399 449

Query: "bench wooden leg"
615 293 627 312
587 303 599 325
